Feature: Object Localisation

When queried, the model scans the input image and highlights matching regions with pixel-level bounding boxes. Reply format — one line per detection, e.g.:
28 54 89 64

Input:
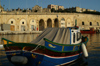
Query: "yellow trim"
3 40 7 44
73 46 75 51
78 46 80 50
38 61 41 64
9 42 12 44
62 46 64 51
12 53 16 56
32 54 36 58
23 47 26 50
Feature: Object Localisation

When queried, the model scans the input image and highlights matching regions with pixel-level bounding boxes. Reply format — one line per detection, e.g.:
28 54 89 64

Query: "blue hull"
2 28 89 66
6 51 82 66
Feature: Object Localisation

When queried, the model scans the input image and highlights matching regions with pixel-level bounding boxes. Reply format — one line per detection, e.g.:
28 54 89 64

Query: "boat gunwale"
2 37 88 53
44 37 89 46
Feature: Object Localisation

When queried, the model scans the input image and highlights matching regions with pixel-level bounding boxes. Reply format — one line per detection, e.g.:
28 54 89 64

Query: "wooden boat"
1 27 88 66
80 28 96 34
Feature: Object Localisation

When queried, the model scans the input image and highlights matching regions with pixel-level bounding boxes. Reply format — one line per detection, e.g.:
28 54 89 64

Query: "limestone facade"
0 12 100 31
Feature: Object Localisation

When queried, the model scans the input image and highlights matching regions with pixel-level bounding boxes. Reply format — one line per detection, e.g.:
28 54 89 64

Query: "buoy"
0 44 3 49
81 43 88 58
11 56 28 64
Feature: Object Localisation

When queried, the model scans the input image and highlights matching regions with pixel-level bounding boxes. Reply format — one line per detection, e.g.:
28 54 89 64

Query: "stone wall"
0 12 100 31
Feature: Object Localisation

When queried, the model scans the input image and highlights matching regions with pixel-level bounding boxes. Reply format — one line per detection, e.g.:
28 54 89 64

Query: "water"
0 34 100 66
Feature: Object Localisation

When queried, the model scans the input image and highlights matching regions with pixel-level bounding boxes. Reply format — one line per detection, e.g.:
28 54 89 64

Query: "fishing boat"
80 28 96 34
0 27 88 66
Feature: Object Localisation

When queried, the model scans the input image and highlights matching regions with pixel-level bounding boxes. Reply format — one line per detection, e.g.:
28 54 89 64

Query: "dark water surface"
0 34 100 66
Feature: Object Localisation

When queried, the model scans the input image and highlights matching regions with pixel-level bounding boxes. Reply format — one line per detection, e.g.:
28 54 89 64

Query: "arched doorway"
29 19 37 31
47 18 52 28
39 19 44 31
54 18 59 27
61 18 65 27
8 19 16 31
20 19 27 31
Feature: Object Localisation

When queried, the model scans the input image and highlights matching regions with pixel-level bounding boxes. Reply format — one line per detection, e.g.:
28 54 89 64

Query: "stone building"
32 5 51 13
47 4 64 10
32 5 42 12
65 7 96 12
0 5 100 31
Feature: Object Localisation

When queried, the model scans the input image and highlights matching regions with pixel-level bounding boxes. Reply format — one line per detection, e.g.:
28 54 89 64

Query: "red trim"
33 51 82 58
80 30 96 34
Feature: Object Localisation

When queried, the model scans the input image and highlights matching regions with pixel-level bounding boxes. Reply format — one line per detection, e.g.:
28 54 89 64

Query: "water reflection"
0 34 39 44
0 34 39 66
0 34 100 66
66 57 88 66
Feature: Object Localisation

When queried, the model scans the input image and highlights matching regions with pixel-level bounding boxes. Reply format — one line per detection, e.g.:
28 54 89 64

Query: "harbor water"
0 34 100 66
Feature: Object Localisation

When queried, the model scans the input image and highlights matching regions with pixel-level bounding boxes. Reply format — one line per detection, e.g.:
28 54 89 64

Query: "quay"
0 31 42 35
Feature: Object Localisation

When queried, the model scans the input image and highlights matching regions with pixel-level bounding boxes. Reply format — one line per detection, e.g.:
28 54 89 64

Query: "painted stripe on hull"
6 50 82 58
5 50 82 66
39 53 82 66
33 51 82 59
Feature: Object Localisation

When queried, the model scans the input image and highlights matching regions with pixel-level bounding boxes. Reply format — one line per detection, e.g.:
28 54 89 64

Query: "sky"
1 0 100 12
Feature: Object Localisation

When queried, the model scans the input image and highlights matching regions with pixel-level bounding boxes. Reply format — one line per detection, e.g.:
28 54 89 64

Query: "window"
32 20 34 22
22 22 24 24
11 21 13 24
61 23 65 25
82 22 84 25
73 33 75 43
61 18 65 21
77 32 81 41
97 22 99 26
90 22 92 26
34 10 38 12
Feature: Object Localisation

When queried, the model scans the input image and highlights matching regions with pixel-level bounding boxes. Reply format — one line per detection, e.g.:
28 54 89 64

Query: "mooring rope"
31 44 41 52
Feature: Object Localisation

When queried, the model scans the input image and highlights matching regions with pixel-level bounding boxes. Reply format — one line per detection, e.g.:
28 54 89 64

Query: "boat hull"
2 36 88 66
80 30 96 34
5 50 82 66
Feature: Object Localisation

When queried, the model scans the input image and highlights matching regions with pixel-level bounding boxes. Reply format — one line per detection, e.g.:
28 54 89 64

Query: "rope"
31 44 41 52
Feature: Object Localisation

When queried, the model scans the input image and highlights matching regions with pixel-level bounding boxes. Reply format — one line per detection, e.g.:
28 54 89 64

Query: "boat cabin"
71 28 82 44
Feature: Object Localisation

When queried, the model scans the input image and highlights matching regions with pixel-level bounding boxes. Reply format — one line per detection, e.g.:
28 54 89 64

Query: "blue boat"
0 27 88 66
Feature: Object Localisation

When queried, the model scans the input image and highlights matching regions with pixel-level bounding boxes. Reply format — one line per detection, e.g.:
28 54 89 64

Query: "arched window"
90 22 92 26
82 22 84 25
22 22 24 24
11 21 13 24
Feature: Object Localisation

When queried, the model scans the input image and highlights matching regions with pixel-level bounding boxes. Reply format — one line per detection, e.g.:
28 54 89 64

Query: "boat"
80 28 96 34
0 27 88 66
